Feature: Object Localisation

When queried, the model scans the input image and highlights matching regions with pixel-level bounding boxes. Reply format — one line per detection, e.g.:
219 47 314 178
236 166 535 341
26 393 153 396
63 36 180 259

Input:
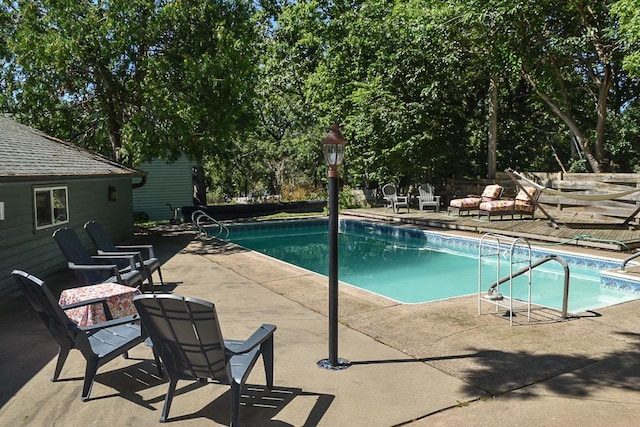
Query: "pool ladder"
478 234 570 325
191 210 230 239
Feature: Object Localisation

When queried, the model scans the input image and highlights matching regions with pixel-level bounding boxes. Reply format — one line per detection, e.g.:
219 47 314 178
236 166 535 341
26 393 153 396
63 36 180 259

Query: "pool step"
600 265 640 293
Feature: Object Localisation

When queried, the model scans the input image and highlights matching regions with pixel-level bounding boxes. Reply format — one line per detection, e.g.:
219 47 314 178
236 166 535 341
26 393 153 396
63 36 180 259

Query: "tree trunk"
487 75 498 179
521 70 601 173
595 64 612 169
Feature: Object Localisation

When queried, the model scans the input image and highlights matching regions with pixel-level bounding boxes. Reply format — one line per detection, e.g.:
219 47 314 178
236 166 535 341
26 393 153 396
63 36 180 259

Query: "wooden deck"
343 207 640 252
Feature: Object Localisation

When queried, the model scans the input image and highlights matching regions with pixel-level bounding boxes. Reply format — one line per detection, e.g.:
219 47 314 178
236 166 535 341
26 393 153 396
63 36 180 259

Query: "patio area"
1 219 640 426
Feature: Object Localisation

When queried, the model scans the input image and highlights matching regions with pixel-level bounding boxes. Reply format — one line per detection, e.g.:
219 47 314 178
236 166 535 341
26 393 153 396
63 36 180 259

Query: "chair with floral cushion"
512 186 541 219
478 186 540 221
448 184 504 216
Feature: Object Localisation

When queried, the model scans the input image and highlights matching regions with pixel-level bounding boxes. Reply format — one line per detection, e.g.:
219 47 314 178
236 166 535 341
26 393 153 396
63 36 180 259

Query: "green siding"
0 177 134 298
133 155 196 221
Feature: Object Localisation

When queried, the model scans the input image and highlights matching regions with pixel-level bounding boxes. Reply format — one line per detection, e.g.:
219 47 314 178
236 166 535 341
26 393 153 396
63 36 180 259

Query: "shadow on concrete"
158 385 335 426
350 353 477 366
98 361 335 427
453 334 640 397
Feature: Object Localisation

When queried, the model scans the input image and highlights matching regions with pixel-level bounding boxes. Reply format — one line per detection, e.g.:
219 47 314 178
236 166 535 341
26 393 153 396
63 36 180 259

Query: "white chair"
382 184 409 214
418 184 441 212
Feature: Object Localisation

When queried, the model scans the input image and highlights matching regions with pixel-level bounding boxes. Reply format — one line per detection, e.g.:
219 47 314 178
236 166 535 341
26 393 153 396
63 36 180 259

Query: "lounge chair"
133 294 276 425
478 186 540 221
417 184 440 212
382 184 409 214
84 220 163 292
448 184 504 216
11 270 149 402
52 227 143 289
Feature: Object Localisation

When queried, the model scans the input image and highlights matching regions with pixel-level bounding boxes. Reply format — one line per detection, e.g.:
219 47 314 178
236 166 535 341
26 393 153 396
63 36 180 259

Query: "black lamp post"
318 124 351 370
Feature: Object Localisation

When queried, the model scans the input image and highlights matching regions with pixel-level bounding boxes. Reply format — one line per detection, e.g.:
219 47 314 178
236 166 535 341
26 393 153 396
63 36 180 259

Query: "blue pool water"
221 218 639 312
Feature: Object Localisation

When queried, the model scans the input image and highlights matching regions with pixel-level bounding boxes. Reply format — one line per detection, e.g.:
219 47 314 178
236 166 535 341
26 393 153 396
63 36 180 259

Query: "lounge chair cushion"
515 186 538 202
450 184 504 209
478 199 513 212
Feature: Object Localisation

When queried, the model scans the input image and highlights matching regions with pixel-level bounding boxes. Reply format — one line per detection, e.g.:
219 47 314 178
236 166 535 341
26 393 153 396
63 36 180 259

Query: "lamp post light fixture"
318 124 351 370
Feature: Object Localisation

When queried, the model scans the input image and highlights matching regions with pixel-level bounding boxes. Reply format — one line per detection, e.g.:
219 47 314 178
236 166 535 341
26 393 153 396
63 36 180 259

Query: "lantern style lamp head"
322 124 348 176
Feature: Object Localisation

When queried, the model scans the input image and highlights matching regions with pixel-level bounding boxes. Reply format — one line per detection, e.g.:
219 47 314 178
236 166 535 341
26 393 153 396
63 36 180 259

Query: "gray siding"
133 155 196 221
0 176 134 298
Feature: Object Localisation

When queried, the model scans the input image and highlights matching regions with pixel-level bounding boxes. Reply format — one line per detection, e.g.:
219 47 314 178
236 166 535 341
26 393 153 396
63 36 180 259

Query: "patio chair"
478 186 540 221
133 293 276 425
417 184 440 212
52 227 143 289
84 220 163 292
512 186 541 219
11 270 148 402
382 184 409 214
448 184 504 216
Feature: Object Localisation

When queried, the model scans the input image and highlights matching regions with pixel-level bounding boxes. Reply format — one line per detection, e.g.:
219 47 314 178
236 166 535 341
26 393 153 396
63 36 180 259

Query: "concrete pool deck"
1 223 640 426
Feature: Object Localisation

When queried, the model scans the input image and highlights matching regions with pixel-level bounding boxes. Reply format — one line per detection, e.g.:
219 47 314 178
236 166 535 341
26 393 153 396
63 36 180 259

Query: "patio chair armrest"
61 297 114 320
67 262 123 283
115 245 155 258
227 324 277 355
97 251 145 267
68 262 119 273
92 254 137 270
79 314 141 332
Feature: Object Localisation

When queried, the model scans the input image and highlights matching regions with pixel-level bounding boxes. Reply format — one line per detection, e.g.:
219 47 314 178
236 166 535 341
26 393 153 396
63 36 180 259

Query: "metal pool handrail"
620 250 640 272
486 254 570 320
191 210 229 239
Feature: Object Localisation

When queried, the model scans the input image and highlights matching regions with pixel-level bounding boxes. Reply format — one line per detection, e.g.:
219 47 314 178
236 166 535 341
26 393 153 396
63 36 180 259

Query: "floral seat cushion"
449 184 504 209
479 199 513 212
480 184 504 201
450 197 482 208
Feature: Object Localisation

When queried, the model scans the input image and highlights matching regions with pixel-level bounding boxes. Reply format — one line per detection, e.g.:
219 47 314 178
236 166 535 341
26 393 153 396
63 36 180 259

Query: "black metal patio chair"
84 220 163 292
133 293 276 425
11 270 150 401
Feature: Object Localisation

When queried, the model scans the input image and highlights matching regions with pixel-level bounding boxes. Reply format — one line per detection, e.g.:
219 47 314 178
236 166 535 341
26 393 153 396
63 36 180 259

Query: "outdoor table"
59 282 141 327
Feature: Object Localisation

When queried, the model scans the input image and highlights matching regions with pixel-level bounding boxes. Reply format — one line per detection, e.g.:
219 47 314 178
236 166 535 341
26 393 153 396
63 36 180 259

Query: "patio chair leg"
160 378 178 423
231 381 242 427
81 357 99 401
157 266 164 285
261 336 274 390
53 345 71 381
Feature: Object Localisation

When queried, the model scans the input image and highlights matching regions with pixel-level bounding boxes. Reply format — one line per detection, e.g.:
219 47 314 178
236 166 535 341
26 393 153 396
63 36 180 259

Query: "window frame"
34 185 69 230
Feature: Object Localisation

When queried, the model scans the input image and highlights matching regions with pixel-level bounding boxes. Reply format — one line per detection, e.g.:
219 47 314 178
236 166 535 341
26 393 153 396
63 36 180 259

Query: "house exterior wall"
0 176 134 297
133 154 196 221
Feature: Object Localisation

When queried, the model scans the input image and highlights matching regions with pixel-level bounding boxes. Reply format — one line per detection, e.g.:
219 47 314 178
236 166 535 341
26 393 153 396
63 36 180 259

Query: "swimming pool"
220 218 640 313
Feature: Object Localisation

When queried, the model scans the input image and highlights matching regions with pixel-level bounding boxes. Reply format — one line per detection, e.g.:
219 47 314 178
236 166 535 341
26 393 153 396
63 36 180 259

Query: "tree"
4 0 258 166
612 0 640 78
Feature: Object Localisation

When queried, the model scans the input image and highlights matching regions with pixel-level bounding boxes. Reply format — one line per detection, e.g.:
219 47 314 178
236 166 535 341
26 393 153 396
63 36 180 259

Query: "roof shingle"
0 115 142 179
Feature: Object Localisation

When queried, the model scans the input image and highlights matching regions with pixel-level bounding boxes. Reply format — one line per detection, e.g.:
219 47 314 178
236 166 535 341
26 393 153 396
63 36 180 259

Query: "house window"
34 186 69 229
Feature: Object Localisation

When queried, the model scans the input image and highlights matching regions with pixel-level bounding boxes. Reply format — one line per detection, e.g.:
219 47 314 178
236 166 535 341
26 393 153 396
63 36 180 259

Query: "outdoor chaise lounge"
133 293 276 425
11 270 149 402
382 184 409 214
448 184 504 216
52 227 144 289
84 220 163 292
478 186 540 221
417 184 440 212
